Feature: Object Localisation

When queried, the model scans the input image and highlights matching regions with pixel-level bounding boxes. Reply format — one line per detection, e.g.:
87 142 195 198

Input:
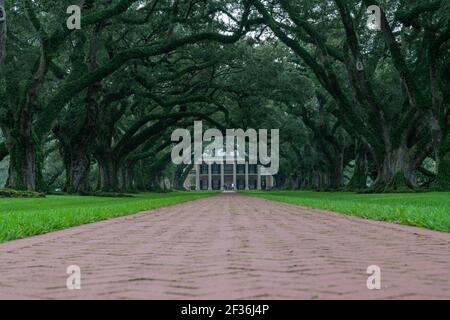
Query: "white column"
220 163 224 190
245 162 249 190
208 164 212 190
233 161 237 190
196 164 200 190
257 165 261 190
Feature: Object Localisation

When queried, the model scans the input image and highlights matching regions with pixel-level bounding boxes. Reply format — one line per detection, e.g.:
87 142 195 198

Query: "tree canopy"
0 0 448 193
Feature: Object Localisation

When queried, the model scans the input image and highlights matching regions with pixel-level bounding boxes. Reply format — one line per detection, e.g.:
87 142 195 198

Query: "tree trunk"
328 153 343 190
303 171 312 189
0 0 6 66
118 166 127 192
97 153 118 192
372 146 417 192
313 170 320 190
347 143 368 190
0 142 7 162
125 166 135 191
433 133 450 191
62 147 91 193
5 132 44 191
55 125 94 193
118 162 134 192
434 151 450 191
174 164 192 190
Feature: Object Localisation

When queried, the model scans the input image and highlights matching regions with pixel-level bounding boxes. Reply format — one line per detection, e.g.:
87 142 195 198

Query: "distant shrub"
0 189 46 198
79 192 134 198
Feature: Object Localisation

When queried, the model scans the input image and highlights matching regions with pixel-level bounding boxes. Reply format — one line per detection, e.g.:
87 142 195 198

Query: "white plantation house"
183 148 274 191
185 162 274 191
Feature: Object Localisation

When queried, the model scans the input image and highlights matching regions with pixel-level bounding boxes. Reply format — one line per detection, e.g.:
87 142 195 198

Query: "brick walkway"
0 193 449 300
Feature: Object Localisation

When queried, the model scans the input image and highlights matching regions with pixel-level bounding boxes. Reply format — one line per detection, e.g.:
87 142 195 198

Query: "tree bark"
174 164 193 190
118 162 135 192
0 0 6 66
347 143 368 190
97 153 118 192
433 132 450 191
5 130 44 191
0 142 7 162
328 153 344 190
372 146 417 192
61 146 91 193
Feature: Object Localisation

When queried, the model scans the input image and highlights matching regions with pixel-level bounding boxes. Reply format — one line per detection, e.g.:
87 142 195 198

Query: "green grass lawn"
242 191 450 232
0 191 217 243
